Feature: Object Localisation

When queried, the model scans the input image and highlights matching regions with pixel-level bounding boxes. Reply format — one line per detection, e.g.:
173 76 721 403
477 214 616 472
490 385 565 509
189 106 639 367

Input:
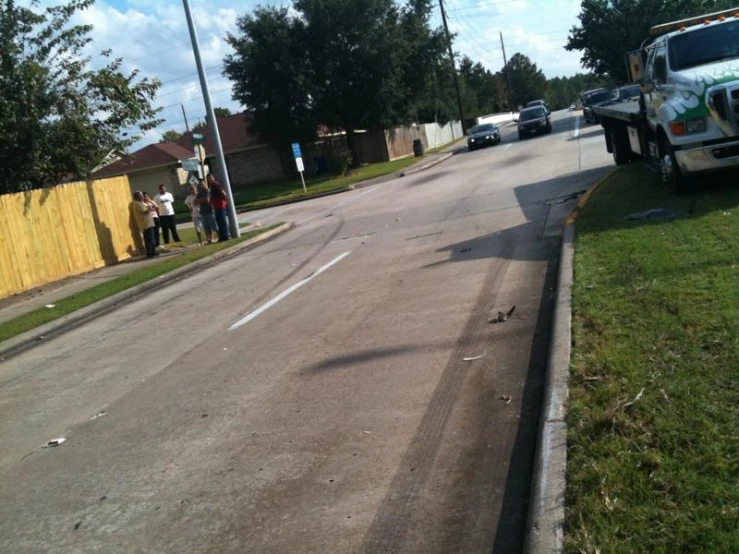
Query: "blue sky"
26 0 584 149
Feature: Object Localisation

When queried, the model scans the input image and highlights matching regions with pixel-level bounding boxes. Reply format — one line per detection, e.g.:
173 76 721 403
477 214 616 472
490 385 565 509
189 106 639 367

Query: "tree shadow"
21 186 54 216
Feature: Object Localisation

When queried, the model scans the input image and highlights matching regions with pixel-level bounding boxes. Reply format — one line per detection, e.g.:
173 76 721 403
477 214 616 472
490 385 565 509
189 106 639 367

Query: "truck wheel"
662 141 691 194
610 126 631 166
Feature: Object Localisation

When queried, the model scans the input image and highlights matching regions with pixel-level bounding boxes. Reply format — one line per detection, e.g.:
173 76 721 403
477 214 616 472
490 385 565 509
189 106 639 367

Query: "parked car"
581 88 612 123
517 106 552 139
467 123 501 151
526 99 551 114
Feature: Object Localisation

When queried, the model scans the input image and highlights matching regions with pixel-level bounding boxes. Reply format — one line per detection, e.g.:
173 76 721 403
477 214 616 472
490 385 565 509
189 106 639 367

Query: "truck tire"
610 125 631 166
662 140 691 194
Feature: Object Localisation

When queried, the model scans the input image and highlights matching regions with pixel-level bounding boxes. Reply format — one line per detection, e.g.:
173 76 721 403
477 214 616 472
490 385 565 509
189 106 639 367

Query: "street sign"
192 132 206 145
291 142 307 193
187 172 199 187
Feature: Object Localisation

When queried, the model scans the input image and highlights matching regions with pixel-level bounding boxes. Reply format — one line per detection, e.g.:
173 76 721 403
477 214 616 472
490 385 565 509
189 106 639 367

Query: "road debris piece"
500 395 512 404
43 438 66 448
623 208 685 221
74 521 81 531
36 335 45 341
45 304 56 309
90 410 107 420
460 248 472 253
623 387 645 409
463 353 486 361
489 305 516 323
363 431 372 435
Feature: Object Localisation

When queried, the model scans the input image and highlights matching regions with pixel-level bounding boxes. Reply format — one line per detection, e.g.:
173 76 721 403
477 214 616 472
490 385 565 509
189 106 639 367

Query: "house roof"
175 112 262 157
91 142 195 179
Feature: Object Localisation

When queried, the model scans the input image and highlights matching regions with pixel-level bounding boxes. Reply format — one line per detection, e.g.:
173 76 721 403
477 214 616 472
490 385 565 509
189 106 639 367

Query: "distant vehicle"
526 99 551 114
517 106 552 139
467 123 501 151
581 88 611 123
569 103 576 111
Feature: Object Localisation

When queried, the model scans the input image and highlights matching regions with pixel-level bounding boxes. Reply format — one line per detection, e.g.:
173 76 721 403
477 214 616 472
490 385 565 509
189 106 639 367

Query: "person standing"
155 184 181 244
142 192 161 247
196 181 217 244
184 184 204 246
132 191 158 257
207 174 230 242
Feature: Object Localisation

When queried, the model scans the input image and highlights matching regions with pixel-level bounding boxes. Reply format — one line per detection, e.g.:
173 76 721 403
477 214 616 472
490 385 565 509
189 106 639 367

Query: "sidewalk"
0 223 261 327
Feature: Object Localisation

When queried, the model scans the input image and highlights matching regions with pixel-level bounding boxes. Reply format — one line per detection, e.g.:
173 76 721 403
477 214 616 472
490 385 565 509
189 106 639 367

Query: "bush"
327 148 353 176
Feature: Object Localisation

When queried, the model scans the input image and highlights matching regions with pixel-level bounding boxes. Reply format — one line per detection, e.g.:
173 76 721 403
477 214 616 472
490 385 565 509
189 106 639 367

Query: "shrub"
327 148 353 176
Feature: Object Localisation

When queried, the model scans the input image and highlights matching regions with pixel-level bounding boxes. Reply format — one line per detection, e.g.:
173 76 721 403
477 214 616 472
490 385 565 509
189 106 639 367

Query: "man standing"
207 174 230 242
132 191 158 257
154 184 181 244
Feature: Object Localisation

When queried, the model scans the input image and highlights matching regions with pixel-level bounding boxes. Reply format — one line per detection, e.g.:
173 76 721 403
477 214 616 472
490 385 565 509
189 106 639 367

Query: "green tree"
213 107 232 118
224 6 317 162
160 129 183 143
504 53 547 107
566 0 736 81
0 0 161 193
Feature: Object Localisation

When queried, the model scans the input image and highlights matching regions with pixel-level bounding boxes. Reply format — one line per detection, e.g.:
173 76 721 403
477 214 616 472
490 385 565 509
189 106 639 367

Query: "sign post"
292 142 307 193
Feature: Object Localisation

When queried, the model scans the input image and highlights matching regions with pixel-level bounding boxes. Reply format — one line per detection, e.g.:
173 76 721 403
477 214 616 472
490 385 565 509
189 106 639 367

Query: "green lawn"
0 224 283 343
174 156 423 217
566 165 739 552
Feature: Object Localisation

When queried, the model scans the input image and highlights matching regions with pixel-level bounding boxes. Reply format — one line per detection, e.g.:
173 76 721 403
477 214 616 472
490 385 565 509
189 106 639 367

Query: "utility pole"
182 0 240 238
439 0 466 134
500 32 515 111
181 104 190 133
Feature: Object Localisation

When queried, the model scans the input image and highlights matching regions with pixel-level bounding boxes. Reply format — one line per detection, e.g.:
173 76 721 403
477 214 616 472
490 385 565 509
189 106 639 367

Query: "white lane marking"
572 115 581 139
504 144 512 150
229 252 353 330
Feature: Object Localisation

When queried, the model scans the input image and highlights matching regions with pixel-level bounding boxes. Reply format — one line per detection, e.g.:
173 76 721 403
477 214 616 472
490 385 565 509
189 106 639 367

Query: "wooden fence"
0 176 141 299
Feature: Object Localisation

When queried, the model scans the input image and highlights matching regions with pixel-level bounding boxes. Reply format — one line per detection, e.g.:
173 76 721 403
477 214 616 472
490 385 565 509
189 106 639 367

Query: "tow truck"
593 8 739 192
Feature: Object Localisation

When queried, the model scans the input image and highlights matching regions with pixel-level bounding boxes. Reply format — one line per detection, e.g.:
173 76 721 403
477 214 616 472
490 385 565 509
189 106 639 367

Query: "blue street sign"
291 142 302 159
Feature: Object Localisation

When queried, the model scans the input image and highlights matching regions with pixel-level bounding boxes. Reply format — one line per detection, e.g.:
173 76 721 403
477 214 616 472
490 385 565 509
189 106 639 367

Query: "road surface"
0 111 611 553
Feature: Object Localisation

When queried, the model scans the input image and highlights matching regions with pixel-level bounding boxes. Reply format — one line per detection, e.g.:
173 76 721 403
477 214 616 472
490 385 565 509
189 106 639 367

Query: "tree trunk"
345 129 361 167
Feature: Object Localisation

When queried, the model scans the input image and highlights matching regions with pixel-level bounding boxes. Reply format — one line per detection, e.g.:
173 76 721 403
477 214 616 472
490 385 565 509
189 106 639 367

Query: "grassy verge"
174 156 423 216
427 137 464 154
0 224 283 343
566 165 739 552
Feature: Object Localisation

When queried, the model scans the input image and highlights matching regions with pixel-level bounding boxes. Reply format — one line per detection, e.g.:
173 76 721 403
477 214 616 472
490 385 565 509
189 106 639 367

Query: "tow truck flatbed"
592 100 643 124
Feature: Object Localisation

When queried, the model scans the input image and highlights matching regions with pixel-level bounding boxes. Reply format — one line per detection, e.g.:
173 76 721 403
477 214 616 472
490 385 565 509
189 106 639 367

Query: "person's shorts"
201 213 217 234
192 215 203 232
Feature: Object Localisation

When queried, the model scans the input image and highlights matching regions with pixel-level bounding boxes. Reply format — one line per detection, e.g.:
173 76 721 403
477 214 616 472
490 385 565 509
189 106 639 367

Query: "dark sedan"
467 123 501 151
517 107 551 139
582 88 611 123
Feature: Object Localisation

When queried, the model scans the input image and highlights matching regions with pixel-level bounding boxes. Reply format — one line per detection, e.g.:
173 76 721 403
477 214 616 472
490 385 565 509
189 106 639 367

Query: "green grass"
566 165 739 553
426 137 464 154
0 224 283 343
174 157 423 216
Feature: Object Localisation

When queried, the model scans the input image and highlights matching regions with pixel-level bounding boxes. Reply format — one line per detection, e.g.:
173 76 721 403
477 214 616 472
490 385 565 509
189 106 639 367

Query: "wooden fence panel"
0 176 138 299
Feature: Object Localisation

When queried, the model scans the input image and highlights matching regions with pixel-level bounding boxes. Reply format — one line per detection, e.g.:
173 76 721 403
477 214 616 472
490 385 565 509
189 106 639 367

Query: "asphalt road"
0 111 612 553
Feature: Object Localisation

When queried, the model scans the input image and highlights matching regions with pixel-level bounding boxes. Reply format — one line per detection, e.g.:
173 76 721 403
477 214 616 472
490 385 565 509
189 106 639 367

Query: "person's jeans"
153 217 161 247
143 226 157 257
214 208 230 241
159 215 181 243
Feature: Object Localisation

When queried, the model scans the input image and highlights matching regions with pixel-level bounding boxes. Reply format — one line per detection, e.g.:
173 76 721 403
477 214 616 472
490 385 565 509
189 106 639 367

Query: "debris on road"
74 521 81 531
489 306 516 323
405 231 442 241
363 430 372 435
463 353 486 361
90 410 106 420
43 438 66 448
623 208 685 221
500 395 512 404
460 248 472 253
36 335 45 341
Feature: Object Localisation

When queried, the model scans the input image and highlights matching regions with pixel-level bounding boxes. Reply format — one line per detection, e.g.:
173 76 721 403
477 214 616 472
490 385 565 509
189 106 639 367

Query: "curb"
565 167 618 226
524 223 574 554
0 223 294 361
399 149 460 177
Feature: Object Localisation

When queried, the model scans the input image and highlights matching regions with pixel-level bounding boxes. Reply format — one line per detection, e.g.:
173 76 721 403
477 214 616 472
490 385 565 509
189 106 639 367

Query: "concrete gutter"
524 223 574 554
0 223 294 361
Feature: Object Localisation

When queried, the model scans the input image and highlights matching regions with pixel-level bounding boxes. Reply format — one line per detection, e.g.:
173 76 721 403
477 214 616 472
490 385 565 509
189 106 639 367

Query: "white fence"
422 121 464 149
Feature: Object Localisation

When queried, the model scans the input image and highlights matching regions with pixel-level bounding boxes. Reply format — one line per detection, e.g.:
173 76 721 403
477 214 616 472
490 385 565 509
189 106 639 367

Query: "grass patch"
566 165 739 552
427 137 464 154
0 224 283 343
174 157 423 216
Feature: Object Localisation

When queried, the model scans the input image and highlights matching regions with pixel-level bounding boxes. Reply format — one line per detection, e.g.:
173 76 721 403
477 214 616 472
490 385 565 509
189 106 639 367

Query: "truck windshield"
669 20 739 71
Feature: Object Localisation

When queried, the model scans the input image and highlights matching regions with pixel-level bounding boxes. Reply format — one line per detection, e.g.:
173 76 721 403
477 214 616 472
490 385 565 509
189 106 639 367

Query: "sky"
23 0 585 150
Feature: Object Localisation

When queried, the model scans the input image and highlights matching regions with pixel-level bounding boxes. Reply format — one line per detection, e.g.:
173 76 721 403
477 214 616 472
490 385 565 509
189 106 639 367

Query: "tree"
224 6 317 164
213 107 232 118
566 0 736 81
0 0 161 193
504 53 547 107
160 129 183 143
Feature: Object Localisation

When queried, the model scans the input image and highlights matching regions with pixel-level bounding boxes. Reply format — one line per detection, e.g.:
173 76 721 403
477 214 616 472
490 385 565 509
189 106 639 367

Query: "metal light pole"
182 0 240 238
